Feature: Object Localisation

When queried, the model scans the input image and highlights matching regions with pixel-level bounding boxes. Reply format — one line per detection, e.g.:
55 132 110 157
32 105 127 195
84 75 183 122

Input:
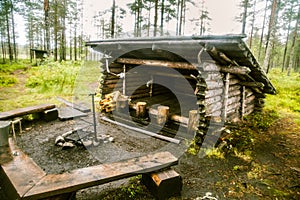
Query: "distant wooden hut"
30 49 48 64
86 34 276 145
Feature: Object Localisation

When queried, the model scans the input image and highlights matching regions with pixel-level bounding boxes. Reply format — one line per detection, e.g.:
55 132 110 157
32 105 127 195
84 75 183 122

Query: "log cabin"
86 34 276 145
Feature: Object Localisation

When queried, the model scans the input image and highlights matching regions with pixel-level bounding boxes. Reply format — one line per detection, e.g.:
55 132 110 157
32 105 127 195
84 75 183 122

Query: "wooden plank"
58 107 88 120
0 104 56 120
24 151 178 200
0 139 46 199
56 97 91 113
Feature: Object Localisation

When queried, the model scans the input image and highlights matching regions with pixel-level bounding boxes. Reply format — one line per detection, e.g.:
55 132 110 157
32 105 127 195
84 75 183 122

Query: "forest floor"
0 64 299 199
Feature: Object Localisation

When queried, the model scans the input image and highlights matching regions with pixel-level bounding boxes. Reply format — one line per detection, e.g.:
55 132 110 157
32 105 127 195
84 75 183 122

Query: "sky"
16 0 243 45
83 0 242 40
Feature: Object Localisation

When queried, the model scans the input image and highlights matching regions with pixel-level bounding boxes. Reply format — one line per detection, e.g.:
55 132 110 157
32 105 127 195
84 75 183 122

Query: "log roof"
86 34 276 95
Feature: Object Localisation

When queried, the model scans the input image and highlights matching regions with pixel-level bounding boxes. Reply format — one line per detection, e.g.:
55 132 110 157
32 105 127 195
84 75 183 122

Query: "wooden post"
187 110 199 135
142 169 182 200
149 75 153 97
136 102 147 118
223 73 230 122
116 97 128 113
122 64 126 95
241 86 246 119
157 106 169 125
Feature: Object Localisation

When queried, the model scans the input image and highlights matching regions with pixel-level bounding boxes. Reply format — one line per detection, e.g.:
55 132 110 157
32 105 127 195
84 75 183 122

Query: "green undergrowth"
265 68 300 125
0 59 82 111
0 60 30 88
0 60 29 73
224 110 279 155
26 59 81 95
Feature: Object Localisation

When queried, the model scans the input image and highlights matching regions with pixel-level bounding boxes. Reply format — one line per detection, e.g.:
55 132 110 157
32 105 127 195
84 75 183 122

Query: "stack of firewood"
99 92 119 112
99 91 129 113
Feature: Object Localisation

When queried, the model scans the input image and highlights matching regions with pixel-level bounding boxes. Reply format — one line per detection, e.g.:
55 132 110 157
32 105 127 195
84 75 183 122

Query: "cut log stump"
142 169 182 200
157 106 169 125
136 102 147 118
43 108 59 122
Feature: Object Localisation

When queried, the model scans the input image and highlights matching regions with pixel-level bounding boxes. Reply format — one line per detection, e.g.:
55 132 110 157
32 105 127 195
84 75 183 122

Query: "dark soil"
0 113 299 200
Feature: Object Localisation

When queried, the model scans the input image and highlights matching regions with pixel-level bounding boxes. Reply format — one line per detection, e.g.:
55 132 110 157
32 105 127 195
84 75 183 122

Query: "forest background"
0 2 299 198
0 0 299 74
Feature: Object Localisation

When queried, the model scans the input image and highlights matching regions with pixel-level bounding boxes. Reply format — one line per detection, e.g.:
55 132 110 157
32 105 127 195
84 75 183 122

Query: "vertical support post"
136 102 147 118
223 73 230 122
241 86 246 119
157 106 169 125
122 64 126 95
187 110 199 135
149 75 153 97
89 93 97 142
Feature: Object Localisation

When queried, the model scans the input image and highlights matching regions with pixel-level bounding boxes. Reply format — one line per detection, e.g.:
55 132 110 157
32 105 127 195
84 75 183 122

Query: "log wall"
98 58 265 145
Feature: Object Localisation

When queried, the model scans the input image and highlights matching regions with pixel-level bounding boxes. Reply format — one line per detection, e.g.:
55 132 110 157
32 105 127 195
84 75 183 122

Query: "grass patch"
0 59 82 111
0 60 29 73
0 60 30 88
0 75 17 87
26 60 81 95
266 68 300 125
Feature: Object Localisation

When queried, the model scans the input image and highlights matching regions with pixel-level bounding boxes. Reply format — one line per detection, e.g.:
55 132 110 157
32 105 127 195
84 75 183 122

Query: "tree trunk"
282 9 292 72
287 4 300 76
262 0 278 73
44 0 50 51
154 0 158 36
249 0 256 48
5 0 13 63
258 0 268 61
74 25 77 61
241 0 249 34
10 1 17 62
54 0 58 61
178 0 185 35
160 0 165 36
60 0 66 61
176 0 180 35
69 26 72 60
111 0 116 38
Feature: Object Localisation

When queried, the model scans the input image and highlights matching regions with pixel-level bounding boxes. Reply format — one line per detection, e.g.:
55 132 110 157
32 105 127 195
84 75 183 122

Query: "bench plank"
24 151 178 199
0 139 46 199
0 104 56 120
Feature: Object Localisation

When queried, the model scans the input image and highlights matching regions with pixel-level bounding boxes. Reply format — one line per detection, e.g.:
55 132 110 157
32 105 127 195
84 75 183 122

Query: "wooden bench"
0 139 179 200
0 104 56 120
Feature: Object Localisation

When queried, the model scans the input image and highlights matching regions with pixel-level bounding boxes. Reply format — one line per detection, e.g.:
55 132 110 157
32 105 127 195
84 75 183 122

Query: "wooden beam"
101 117 180 144
220 66 251 75
115 58 251 77
240 82 264 88
116 58 197 70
